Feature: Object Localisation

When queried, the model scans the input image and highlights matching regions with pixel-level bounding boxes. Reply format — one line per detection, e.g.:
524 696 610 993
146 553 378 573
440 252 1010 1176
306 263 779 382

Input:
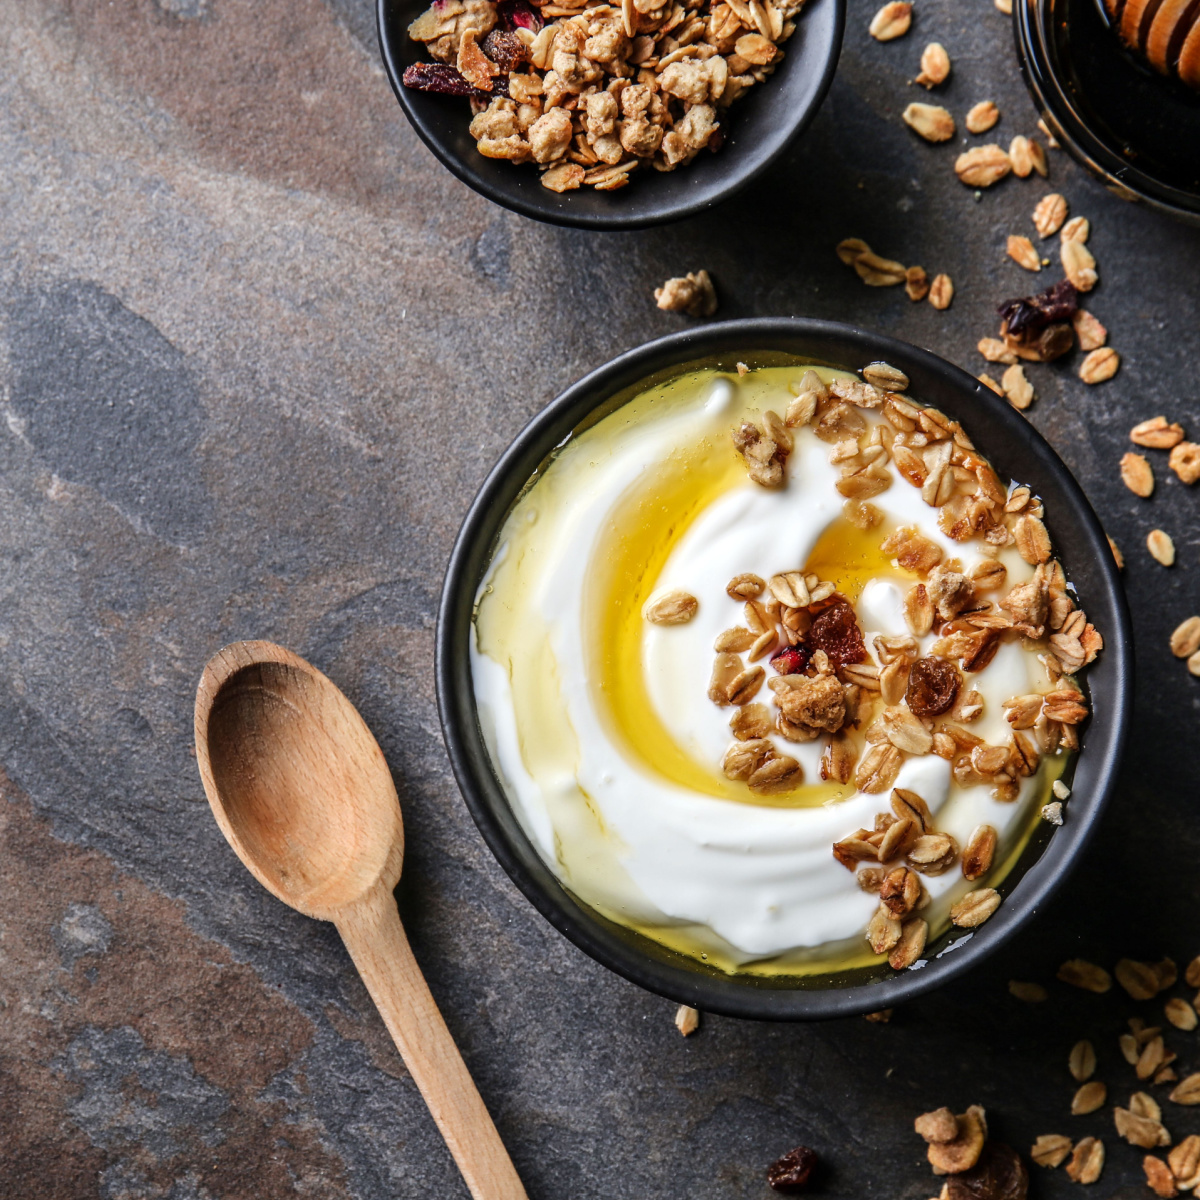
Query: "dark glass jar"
1014 0 1200 224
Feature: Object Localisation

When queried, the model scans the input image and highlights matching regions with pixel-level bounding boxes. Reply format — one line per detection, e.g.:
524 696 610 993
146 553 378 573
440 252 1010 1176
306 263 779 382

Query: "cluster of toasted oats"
405 0 809 192
675 362 1102 968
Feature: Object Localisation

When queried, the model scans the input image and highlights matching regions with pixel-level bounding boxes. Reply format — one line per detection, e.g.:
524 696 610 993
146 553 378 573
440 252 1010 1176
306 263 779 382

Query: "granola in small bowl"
468 355 1102 978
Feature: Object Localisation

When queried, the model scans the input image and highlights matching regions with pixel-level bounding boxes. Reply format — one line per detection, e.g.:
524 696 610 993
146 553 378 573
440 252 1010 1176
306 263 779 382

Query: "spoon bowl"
195 640 528 1200
200 646 402 919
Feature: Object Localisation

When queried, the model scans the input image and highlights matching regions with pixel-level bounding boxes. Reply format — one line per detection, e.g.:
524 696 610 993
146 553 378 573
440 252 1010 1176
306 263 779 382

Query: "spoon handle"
336 889 530 1200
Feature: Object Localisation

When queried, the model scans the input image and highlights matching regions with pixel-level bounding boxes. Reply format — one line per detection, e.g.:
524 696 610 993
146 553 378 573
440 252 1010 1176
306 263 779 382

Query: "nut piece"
644 589 699 624
916 1107 960 1144
655 270 718 317
916 42 951 87
1058 959 1112 992
1145 1156 1178 1200
869 0 912 39
1120 452 1155 497
1033 193 1068 237
1007 235 1041 271
1070 1040 1097 1083
766 1145 818 1194
956 144 1012 187
950 888 1000 927
1130 416 1185 449
1166 997 1198 1031
1032 1134 1073 1168
904 103 956 142
1071 1081 1106 1115
1065 1137 1104 1184
1170 617 1200 658
1147 529 1175 567
1002 363 1035 410
929 273 955 309
1078 347 1118 383
966 101 1000 133
1170 441 1200 484
928 1106 987 1175
675 1004 700 1035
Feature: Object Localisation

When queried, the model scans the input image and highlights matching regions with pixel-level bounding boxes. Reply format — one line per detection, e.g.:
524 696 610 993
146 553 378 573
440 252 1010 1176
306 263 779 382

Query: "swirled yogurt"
471 364 1090 975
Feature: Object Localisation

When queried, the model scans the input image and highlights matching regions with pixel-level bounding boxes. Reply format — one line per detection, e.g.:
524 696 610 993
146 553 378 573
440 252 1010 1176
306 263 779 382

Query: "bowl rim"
1012 0 1200 226
376 0 845 230
435 318 1133 1019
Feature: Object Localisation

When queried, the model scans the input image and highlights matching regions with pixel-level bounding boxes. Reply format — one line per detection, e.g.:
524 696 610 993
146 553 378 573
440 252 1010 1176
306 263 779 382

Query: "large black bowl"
377 0 844 228
435 319 1132 1019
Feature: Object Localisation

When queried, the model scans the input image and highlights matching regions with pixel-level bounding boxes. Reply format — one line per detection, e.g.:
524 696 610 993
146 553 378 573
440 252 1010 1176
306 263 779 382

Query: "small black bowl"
436 319 1132 1019
377 0 844 228
1014 0 1200 224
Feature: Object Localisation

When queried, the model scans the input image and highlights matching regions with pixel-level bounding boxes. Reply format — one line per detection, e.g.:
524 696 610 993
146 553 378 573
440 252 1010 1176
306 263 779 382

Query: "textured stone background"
1 0 1198 1194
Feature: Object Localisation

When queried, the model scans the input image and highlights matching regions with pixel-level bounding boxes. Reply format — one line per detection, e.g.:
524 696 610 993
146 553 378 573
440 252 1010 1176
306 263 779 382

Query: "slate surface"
1 0 1198 1196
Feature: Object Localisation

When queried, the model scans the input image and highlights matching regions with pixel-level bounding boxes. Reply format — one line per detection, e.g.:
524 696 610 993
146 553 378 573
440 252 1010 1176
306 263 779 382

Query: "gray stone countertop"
1 0 1198 1195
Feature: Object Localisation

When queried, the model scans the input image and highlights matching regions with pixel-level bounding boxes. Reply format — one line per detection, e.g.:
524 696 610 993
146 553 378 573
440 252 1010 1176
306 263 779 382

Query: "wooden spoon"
194 640 528 1200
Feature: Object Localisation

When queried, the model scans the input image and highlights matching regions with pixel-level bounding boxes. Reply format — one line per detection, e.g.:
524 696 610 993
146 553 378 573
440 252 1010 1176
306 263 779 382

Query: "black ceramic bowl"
436 319 1132 1019
377 0 844 228
1014 0 1200 224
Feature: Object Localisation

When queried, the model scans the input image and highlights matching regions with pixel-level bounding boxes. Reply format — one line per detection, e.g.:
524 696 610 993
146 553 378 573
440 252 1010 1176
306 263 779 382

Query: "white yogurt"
471 366 1062 973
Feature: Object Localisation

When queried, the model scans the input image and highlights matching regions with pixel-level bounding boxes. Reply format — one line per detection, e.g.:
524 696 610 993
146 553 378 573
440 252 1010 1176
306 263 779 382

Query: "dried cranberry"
905 657 960 718
402 62 508 99
806 601 866 668
998 279 1078 339
770 645 809 676
481 29 527 71
497 0 543 30
768 1146 818 1194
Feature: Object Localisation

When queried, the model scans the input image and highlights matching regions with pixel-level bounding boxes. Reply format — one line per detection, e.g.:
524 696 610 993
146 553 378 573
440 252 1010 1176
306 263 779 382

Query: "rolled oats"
1061 216 1090 242
656 270 718 317
1171 1075 1200 1106
1007 235 1041 271
1058 959 1112 993
1071 1081 1106 1115
855 250 908 287
916 42 951 87
1170 1135 1200 1182
675 1003 700 1035
1114 1103 1169 1147
966 101 1000 134
1170 441 1200 484
1032 1134 1073 1168
1147 529 1175 567
904 102 956 142
644 588 699 623
1009 134 1034 177
862 362 909 392
889 916 928 970
1167 997 1199 1031
1120 452 1155 497
950 887 1000 927
1078 347 1118 383
1130 416 1184 448
979 336 1019 364
929 272 955 309
1010 979 1049 1001
906 265 930 301
867 902 902 953
1033 193 1068 237
1144 1157 1177 1199
1170 617 1200 658
1001 363 1035 410
955 145 1012 187
1189 651 1200 677
961 823 997 879
748 753 803 793
1062 239 1098 291
1065 1136 1104 1184
869 0 912 39
1136 1036 1166 1082
726 663 766 705
1069 1040 1097 1083
1072 309 1107 350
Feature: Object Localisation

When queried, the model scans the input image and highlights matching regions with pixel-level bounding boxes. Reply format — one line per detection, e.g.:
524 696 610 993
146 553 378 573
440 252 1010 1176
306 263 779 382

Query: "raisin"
944 1143 1028 1200
805 601 866 668
402 62 508 99
905 656 960 718
767 1145 819 1194
998 279 1078 339
770 645 810 676
1036 322 1074 361
481 29 527 71
497 0 543 30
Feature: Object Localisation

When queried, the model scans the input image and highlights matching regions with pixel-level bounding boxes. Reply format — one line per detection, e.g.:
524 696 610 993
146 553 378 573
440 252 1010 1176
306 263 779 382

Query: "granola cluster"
692 364 1103 969
403 0 809 192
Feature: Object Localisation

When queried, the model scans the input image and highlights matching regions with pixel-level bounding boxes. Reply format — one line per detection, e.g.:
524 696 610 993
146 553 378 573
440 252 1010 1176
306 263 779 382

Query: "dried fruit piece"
929 273 955 309
1065 1136 1104 1184
807 601 866 668
1130 416 1185 448
869 0 912 39
928 1106 987 1175
966 101 1000 133
950 888 1000 927
956 145 1012 187
1120 452 1154 497
1032 1134 1073 1168
916 42 951 87
906 656 961 717
1170 617 1200 658
1007 236 1041 271
1071 1081 1106 1114
1147 530 1175 566
1058 959 1112 992
1170 441 1200 484
644 589 699 624
403 61 500 98
1033 193 1068 237
767 1145 818 1194
675 1004 700 1035
904 103 956 142
1079 347 1118 383
916 1107 960 1144
943 1142 1028 1200
770 645 810 676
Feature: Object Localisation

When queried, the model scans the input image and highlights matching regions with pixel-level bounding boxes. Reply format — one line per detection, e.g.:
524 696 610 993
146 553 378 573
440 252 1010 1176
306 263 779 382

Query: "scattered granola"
1006 236 1041 272
929 273 954 309
655 270 718 316
1147 530 1176 567
674 1003 700 1034
1069 1040 1097 1082
966 100 1000 134
1078 347 1118 384
1001 364 1034 410
1009 135 1046 178
644 587 700 622
870 0 912 39
1071 1081 1107 1114
904 102 956 142
1131 417 1185 449
1032 1133 1073 1167
1032 193 1068 237
916 41 951 86
1058 959 1113 993
1170 442 1200 484
956 144 1012 187
1170 617 1200 658
1119 452 1155 498
1065 1136 1104 1183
